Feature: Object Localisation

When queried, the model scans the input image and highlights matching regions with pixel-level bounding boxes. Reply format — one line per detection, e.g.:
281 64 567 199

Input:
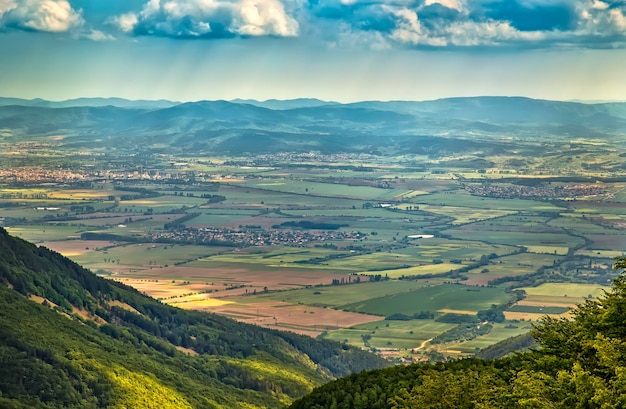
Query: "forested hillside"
291 258 626 409
0 228 389 408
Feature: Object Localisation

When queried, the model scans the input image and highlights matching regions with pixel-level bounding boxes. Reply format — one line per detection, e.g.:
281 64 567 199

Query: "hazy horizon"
2 95 626 105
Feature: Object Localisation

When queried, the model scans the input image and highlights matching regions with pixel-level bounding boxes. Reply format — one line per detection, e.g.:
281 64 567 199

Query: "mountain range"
1 97 625 155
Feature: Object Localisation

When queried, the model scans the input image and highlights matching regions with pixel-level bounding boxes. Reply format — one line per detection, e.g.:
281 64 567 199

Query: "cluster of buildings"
464 183 605 199
0 167 86 184
225 152 376 166
146 226 364 247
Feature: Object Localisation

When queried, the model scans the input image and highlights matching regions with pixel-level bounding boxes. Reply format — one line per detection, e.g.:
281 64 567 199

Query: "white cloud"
381 5 547 47
115 0 299 37
609 8 626 30
423 0 466 13
443 20 545 46
0 0 18 17
0 0 83 32
113 12 140 33
576 0 626 38
85 29 115 41
6 0 615 48
318 0 626 48
591 0 608 10
234 0 299 36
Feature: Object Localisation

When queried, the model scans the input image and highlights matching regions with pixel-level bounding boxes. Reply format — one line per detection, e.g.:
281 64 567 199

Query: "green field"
464 253 562 277
396 240 518 262
253 279 444 307
189 246 351 270
6 225 85 242
418 205 515 224
444 322 534 353
323 319 457 349
340 284 515 316
507 305 570 314
73 243 227 268
5 143 626 360
413 192 566 212
241 179 399 199
120 196 206 212
444 229 585 248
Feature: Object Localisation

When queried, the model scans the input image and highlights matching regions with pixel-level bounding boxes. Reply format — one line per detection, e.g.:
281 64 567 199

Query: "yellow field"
166 293 233 309
115 279 214 299
360 263 458 278
525 245 569 255
0 187 49 196
522 283 607 299
438 309 478 315
503 311 558 321
396 190 429 199
47 189 112 199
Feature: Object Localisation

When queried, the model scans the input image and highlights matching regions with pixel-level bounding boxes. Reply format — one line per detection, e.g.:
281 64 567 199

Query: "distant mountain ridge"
0 97 179 109
1 96 625 154
230 98 338 110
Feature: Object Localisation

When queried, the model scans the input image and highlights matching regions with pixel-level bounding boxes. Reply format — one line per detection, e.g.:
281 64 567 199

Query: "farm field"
323 320 457 350
413 192 566 212
462 253 562 284
444 228 586 249
240 179 399 199
2 143 626 362
6 225 85 242
442 322 534 354
415 204 516 224
206 300 383 337
521 282 608 300
251 279 447 308
339 284 515 317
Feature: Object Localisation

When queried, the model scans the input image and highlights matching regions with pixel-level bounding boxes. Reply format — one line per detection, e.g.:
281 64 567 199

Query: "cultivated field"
3 139 626 361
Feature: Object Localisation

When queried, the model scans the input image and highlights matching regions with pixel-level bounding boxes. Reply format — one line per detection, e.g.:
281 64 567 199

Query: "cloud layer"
0 0 83 32
1 0 626 48
309 0 626 48
113 0 299 38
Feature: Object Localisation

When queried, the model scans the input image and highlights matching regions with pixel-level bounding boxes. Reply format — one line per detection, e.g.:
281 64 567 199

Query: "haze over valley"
2 95 626 358
2 0 626 407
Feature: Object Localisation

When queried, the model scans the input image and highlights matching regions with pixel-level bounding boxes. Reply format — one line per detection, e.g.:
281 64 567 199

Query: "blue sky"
0 0 625 102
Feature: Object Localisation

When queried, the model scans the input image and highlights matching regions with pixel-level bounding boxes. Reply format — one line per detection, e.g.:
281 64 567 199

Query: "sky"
0 0 625 102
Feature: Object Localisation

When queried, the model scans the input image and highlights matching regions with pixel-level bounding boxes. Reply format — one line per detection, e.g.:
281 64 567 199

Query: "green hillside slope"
0 228 389 408
291 258 626 409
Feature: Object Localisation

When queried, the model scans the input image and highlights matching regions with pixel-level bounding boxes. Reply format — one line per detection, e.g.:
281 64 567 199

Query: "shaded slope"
0 228 389 408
